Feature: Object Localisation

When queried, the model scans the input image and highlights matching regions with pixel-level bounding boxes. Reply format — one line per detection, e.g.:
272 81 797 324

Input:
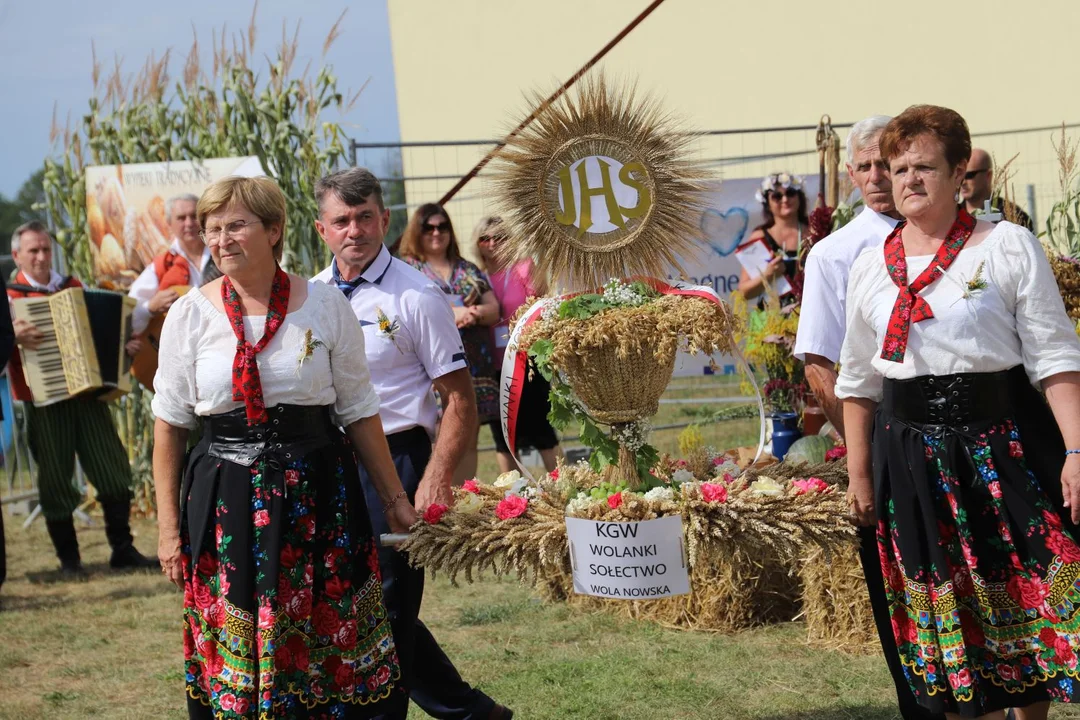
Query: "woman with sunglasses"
737 172 810 302
472 215 563 474
399 204 500 481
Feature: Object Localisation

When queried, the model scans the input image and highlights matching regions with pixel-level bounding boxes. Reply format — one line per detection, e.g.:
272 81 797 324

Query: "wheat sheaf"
488 73 713 290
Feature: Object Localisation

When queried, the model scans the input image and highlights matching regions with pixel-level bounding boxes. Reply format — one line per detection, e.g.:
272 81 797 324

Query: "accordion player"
10 285 136 406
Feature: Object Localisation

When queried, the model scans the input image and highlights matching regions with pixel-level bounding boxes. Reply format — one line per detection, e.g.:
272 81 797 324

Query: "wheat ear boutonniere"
296 328 325 375
376 306 403 352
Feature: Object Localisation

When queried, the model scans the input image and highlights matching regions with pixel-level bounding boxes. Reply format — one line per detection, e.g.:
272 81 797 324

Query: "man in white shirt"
794 117 942 720
313 168 512 720
126 193 212 335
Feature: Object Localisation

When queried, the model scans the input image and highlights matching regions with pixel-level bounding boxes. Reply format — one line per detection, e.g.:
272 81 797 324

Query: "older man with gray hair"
126 193 212 336
793 116 943 720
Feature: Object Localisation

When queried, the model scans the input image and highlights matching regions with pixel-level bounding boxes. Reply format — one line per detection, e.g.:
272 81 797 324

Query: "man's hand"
13 318 44 350
413 479 453 516
125 338 144 357
148 289 179 315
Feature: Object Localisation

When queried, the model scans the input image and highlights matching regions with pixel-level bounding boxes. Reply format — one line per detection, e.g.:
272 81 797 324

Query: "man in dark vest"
8 221 157 576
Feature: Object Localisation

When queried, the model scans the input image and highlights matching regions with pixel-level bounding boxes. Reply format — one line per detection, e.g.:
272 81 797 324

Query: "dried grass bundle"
799 545 878 654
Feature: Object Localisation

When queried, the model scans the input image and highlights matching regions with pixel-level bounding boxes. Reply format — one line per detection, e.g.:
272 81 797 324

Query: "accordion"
12 287 136 406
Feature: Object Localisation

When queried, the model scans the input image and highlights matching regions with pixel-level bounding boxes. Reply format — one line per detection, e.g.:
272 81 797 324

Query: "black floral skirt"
875 367 1080 716
179 405 400 719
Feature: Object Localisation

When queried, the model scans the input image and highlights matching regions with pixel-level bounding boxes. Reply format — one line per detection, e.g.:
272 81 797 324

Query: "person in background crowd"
794 115 943 720
398 203 500 483
959 148 1034 231
153 175 412 718
7 221 158 576
472 215 561 474
313 168 513 720
737 172 811 303
126 194 212 340
840 105 1080 720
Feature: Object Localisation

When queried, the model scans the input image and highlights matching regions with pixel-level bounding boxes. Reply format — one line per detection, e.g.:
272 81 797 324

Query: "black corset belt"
882 366 1026 431
203 404 336 467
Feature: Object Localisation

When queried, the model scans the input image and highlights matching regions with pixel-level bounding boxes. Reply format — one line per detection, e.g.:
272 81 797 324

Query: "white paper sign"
565 515 690 599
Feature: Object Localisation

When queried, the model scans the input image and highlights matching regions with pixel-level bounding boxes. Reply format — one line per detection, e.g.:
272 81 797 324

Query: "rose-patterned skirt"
180 407 401 719
876 370 1080 717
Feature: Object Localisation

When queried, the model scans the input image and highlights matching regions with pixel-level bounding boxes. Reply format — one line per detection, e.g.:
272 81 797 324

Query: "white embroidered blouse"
151 279 381 429
836 221 1080 402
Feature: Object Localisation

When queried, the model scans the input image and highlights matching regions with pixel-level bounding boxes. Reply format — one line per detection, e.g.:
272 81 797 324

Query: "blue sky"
0 0 400 197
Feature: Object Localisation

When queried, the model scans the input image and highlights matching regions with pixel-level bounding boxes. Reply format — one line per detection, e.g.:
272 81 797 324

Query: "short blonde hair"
197 176 288 261
471 215 507 272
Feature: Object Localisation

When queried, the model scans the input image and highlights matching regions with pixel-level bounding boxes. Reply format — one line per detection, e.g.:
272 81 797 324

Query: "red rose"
333 619 358 651
1040 627 1059 648
258 601 275 630
376 664 392 685
462 479 480 494
183 628 195 660
423 503 449 524
192 579 214 610
956 668 972 687
700 483 728 504
196 552 218 578
322 654 342 676
1056 637 1077 667
286 635 309 672
205 647 224 676
275 646 293 672
298 513 316 540
335 663 356 690
324 576 350 601
233 698 249 715
285 469 300 487
1044 509 1064 530
495 495 528 520
285 587 313 622
312 602 340 637
253 509 270 527
1047 530 1080 563
1007 574 1048 610
825 447 848 462
219 693 236 711
891 608 917 644
215 524 224 545
607 492 623 509
997 663 1018 682
1009 440 1024 458
367 675 379 692
324 547 344 571
280 544 304 569
206 598 226 628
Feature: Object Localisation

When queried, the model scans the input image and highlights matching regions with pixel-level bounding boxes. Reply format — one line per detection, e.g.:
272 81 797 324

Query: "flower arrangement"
520 277 737 488
754 172 805 203
732 291 807 415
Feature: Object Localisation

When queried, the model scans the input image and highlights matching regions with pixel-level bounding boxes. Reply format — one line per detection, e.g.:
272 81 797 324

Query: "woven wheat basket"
562 343 676 424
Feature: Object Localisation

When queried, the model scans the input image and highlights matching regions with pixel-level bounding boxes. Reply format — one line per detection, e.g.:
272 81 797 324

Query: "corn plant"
39 9 359 509
1042 125 1080 259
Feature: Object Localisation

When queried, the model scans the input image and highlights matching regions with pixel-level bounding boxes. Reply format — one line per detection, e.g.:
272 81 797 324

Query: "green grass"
6 514 1080 718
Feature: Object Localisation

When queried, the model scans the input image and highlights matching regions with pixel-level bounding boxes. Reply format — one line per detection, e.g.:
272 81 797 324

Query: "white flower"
493 470 522 489
644 486 675 502
522 485 543 500
565 493 596 517
750 476 784 497
778 172 791 187
671 468 695 485
455 492 484 515
713 461 741 479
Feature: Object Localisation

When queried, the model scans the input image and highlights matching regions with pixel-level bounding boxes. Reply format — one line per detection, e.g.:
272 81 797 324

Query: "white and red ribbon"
499 277 766 479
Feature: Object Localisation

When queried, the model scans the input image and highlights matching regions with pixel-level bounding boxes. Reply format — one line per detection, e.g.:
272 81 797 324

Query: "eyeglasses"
478 234 505 245
422 221 451 235
768 188 799 202
964 168 990 180
200 219 261 242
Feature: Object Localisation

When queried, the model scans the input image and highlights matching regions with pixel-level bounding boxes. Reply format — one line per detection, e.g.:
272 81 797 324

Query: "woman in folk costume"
839 104 1080 719
152 176 414 718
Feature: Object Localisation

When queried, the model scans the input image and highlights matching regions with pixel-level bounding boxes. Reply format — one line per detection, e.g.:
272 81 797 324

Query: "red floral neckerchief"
880 209 975 363
221 267 291 425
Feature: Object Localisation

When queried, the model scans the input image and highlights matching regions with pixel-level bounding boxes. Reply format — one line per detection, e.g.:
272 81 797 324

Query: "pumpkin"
784 435 835 465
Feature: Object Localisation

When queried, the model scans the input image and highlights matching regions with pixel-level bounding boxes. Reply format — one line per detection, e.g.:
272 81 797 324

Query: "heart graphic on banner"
700 207 749 257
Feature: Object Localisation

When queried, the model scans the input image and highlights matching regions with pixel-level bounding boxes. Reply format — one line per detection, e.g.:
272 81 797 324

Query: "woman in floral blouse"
152 176 415 718
399 203 500 481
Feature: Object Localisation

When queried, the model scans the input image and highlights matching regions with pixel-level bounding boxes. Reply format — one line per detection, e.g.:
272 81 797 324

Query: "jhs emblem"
554 155 652 238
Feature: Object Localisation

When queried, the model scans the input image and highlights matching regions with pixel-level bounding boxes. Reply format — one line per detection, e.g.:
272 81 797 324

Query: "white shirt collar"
22 269 66 292
170 237 212 271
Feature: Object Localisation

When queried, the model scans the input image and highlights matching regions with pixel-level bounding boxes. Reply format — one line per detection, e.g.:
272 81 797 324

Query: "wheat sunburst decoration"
489 73 712 291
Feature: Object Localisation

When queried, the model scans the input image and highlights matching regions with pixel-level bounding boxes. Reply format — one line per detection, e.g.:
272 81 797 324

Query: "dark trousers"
858 526 945 720
360 427 496 720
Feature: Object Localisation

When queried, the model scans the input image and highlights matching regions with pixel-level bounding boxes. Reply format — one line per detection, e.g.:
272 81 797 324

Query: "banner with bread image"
84 157 263 289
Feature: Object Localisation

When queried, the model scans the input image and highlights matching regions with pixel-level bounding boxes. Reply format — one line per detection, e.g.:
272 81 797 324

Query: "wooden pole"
437 0 670 206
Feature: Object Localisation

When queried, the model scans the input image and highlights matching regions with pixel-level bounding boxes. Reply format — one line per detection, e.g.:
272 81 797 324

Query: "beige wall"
387 0 1080 247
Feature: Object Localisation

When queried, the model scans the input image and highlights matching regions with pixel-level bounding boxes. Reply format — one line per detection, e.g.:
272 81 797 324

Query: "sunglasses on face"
422 221 451 235
769 188 799 202
477 234 505 245
964 168 989 180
